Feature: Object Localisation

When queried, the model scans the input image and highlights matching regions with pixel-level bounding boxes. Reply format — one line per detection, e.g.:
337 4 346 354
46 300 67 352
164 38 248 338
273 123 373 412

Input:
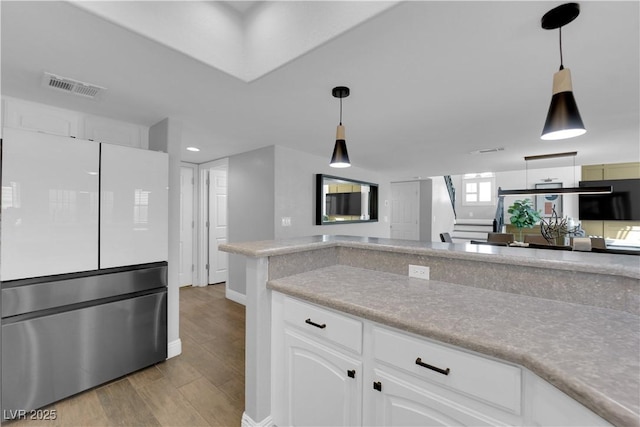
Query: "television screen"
326 192 362 216
579 179 640 221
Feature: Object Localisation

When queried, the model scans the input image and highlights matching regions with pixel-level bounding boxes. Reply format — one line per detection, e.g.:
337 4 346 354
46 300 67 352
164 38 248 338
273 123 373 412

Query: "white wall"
418 180 433 242
148 118 182 359
274 145 391 239
226 144 392 299
228 146 276 296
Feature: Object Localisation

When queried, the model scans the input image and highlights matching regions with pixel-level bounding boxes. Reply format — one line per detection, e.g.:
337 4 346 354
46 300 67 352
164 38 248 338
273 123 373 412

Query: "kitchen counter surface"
268 264 640 427
220 235 640 280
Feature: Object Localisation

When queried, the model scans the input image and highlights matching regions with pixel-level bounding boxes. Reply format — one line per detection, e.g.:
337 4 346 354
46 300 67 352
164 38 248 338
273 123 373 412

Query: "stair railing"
494 189 505 232
444 176 457 219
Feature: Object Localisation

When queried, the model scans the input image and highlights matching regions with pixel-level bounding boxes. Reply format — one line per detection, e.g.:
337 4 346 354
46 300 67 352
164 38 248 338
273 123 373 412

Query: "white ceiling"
1 1 638 181
223 1 261 14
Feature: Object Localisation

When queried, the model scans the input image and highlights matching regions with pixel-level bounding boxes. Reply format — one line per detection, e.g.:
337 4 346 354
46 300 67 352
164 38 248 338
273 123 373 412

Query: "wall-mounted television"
579 179 640 221
326 192 362 216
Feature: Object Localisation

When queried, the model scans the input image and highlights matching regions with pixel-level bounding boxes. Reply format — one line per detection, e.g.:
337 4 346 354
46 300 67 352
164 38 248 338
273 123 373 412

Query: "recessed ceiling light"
186 147 200 152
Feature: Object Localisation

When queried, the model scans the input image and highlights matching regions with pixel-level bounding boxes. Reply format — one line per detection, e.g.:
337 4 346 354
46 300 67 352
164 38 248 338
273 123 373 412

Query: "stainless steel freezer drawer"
1 290 167 414
2 262 167 318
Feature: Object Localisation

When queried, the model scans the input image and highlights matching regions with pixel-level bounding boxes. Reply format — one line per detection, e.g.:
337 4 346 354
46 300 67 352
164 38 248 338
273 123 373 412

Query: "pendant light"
330 86 351 168
497 151 612 197
540 3 586 141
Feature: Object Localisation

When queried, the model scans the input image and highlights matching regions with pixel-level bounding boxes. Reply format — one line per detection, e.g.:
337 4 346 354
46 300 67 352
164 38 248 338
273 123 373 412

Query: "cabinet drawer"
373 327 521 414
283 297 362 354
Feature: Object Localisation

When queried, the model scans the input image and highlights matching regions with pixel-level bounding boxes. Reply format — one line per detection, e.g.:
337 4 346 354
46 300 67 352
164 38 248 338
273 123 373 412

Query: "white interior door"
179 166 194 287
390 181 420 240
208 167 228 284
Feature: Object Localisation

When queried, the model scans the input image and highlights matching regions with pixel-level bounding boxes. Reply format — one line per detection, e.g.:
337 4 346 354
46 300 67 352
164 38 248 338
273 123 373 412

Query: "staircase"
451 219 495 243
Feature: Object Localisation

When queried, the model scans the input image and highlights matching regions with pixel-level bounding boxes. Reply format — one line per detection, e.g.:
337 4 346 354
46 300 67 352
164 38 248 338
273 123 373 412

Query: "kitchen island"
220 235 640 427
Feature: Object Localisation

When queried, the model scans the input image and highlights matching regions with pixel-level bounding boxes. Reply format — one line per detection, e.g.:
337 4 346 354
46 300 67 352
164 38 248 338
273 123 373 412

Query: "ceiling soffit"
71 1 400 82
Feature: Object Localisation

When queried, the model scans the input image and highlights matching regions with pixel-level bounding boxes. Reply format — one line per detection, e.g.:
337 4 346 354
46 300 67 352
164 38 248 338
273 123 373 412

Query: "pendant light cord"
339 97 343 126
558 26 564 70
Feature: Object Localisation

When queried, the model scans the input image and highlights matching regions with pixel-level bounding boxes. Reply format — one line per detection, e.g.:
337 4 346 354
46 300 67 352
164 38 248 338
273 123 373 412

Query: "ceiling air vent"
469 147 505 155
42 72 106 99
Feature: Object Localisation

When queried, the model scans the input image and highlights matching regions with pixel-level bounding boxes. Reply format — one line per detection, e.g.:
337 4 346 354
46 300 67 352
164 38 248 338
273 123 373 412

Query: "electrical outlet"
408 264 429 280
281 217 292 227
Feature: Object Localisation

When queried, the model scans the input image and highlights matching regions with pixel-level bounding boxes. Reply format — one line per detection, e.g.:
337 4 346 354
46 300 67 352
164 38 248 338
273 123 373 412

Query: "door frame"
196 158 229 287
179 163 197 287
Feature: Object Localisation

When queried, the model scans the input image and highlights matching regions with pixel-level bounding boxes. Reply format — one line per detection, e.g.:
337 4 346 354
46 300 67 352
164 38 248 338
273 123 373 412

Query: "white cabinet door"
3 98 79 137
208 167 228 284
526 371 611 426
284 329 362 427
100 144 168 268
83 115 146 148
371 368 507 427
1 128 99 280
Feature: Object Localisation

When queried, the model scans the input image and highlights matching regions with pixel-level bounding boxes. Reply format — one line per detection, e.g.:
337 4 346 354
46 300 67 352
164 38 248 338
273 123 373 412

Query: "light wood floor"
6 284 246 427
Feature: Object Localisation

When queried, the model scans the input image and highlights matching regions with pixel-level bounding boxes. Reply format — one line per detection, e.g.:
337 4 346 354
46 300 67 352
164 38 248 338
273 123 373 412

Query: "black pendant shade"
541 77 586 140
540 3 586 140
330 86 351 168
330 138 350 168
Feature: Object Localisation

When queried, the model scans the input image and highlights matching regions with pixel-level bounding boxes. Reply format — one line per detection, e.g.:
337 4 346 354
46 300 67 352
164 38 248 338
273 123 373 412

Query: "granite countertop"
220 235 640 280
267 264 640 427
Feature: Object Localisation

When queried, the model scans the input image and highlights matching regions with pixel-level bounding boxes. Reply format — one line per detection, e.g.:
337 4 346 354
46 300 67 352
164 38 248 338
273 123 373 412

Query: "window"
462 173 495 206
134 189 150 225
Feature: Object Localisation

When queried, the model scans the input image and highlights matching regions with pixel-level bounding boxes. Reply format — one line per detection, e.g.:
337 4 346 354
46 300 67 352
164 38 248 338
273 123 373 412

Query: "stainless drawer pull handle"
415 357 450 376
305 318 326 329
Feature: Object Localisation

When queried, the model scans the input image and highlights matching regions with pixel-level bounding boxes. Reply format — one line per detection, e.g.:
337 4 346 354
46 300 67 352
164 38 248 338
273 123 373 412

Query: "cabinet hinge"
191 264 195 272
373 381 382 392
347 370 356 378
205 264 210 270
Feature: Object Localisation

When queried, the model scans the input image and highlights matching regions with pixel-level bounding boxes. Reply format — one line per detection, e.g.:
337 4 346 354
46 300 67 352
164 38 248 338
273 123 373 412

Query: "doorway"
390 181 420 240
198 159 229 286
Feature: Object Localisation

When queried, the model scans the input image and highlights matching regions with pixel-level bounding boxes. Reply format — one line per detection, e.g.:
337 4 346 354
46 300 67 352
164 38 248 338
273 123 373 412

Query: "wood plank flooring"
5 284 245 427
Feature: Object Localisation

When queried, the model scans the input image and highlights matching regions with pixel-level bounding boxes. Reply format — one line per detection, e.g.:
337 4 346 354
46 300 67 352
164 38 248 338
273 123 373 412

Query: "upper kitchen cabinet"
2 97 149 148
1 128 99 281
3 98 80 138
100 144 168 268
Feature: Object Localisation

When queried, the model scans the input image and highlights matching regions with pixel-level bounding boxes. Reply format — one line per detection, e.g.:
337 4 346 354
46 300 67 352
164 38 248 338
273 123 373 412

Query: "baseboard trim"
167 338 182 359
226 287 246 306
241 413 273 427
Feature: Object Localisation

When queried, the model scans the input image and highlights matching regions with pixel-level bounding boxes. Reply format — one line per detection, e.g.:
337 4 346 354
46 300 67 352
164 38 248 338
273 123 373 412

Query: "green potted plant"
507 199 542 242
